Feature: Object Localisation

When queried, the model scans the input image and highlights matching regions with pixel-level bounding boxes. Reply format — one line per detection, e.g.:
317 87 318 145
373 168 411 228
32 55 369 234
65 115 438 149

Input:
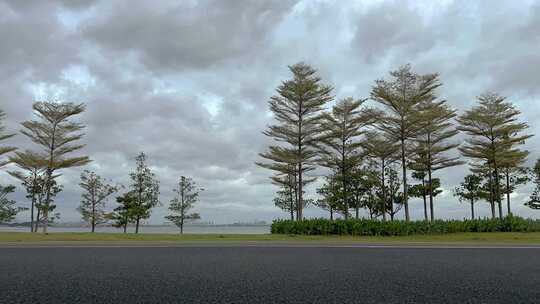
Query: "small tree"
409 171 442 221
0 109 16 168
453 174 484 219
35 178 62 228
165 176 202 234
78 170 118 232
316 174 343 220
271 167 297 221
525 159 540 210
8 150 47 232
384 167 404 221
129 152 160 233
361 131 400 221
0 185 25 223
20 102 91 233
112 192 136 233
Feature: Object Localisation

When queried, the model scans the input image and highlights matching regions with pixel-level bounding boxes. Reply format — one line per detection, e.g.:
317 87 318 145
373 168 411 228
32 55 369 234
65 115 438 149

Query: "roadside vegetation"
271 216 540 236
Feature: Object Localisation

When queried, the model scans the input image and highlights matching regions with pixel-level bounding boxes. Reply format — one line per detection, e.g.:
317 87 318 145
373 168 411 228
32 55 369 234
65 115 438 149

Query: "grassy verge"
1 232 540 243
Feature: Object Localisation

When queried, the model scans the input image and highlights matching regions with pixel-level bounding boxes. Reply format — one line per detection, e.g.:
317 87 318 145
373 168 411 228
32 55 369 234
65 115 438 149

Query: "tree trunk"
30 195 35 233
421 177 428 221
180 224 183 235
494 166 503 219
381 161 387 221
330 207 334 221
505 171 511 216
470 199 475 220
428 167 434 222
135 217 140 234
341 142 348 220
123 223 127 233
401 138 410 222
35 207 41 233
355 207 359 219
488 167 495 219
297 162 303 221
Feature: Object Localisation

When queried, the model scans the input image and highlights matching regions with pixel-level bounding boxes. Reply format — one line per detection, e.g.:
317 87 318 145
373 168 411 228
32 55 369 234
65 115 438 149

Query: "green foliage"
271 216 540 236
0 109 16 168
129 152 160 233
453 174 484 219
526 159 540 210
0 185 25 223
112 192 138 232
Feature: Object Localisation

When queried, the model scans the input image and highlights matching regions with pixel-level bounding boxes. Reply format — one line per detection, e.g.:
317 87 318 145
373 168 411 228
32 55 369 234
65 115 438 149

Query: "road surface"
1 243 540 303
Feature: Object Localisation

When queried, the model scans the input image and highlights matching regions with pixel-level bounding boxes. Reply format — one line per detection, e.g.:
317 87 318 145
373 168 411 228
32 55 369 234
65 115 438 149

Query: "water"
0 225 271 234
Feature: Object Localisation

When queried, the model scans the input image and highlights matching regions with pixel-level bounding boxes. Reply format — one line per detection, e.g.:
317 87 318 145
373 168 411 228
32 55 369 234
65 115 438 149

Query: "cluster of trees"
0 103 202 234
259 63 536 222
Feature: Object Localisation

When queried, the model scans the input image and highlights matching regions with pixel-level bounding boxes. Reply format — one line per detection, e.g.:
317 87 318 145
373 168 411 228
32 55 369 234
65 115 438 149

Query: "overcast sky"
1 0 539 224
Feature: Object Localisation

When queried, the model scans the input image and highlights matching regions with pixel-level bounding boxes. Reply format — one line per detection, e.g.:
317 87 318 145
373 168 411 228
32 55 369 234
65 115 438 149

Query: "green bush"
271 216 540 236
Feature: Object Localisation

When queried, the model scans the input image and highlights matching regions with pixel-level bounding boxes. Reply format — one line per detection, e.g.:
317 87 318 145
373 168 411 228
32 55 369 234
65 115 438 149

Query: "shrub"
271 216 540 236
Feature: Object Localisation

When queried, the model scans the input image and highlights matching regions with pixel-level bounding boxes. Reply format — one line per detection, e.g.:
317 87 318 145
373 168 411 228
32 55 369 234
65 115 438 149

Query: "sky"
1 0 539 224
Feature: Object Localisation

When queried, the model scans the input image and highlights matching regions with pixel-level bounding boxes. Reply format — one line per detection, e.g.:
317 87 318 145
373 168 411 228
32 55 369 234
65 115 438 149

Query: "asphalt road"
1 243 540 303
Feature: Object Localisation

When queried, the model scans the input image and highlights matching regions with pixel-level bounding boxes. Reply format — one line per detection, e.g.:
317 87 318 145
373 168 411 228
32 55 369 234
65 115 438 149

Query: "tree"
165 176 202 234
112 192 136 233
412 98 462 221
502 150 531 215
31 177 63 230
0 109 16 168
409 170 442 221
371 65 441 221
361 131 400 221
78 170 118 232
271 167 297 221
453 174 484 219
20 102 91 233
457 93 532 218
525 159 540 210
384 167 404 221
258 63 333 220
129 152 159 233
316 174 344 220
349 166 373 219
317 97 373 219
0 185 24 223
355 165 383 219
8 150 47 232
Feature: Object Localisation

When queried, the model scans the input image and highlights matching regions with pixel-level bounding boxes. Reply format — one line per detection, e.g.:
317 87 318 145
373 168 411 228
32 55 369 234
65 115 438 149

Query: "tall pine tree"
317 97 373 219
371 65 441 221
457 93 532 218
258 63 333 220
20 102 91 233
